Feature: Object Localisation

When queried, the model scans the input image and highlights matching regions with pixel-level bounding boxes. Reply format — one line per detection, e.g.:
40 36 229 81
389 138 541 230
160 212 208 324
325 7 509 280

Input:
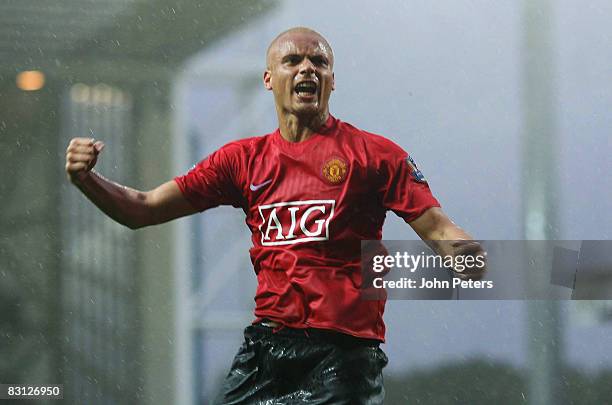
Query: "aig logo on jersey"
258 200 336 246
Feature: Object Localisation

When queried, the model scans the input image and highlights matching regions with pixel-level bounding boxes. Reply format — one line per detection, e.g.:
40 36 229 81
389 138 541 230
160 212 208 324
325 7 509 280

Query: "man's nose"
299 59 315 75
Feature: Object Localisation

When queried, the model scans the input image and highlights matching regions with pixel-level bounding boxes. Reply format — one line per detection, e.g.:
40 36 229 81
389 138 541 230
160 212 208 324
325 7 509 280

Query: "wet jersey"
175 115 440 341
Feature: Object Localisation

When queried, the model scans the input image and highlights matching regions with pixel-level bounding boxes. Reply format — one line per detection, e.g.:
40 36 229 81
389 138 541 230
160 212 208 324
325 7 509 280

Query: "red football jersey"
175 115 440 341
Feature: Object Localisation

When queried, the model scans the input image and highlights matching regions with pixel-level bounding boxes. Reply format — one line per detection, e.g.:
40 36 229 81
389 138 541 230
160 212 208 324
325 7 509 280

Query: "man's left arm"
409 207 487 280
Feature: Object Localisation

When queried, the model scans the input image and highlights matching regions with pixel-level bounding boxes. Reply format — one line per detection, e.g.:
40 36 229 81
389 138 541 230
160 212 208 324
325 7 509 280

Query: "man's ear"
263 70 272 90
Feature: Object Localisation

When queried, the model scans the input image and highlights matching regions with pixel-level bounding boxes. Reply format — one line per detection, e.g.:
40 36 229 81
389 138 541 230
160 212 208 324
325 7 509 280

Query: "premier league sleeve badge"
406 155 427 183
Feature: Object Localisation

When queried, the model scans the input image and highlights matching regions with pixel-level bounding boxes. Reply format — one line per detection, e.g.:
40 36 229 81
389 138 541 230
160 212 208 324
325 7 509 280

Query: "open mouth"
294 80 318 98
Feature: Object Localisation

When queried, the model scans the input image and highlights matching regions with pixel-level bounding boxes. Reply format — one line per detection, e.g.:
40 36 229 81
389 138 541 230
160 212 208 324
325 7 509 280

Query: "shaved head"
263 26 335 125
266 27 334 69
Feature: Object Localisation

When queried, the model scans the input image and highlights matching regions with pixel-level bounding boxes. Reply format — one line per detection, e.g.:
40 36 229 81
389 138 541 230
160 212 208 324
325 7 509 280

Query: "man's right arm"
65 137 197 229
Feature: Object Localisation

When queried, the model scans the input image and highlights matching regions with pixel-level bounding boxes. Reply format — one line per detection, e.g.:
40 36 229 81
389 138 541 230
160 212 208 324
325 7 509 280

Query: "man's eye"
285 56 301 64
312 57 328 66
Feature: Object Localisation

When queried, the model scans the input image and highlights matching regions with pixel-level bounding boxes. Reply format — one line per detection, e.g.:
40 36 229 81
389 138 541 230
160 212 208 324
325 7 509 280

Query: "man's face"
264 32 335 117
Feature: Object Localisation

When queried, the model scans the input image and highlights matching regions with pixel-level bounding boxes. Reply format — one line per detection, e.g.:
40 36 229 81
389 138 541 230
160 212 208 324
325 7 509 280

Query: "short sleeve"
380 151 440 223
174 143 244 212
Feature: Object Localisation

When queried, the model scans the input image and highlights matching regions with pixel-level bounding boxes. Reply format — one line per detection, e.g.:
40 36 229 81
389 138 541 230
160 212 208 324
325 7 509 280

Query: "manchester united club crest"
322 157 348 184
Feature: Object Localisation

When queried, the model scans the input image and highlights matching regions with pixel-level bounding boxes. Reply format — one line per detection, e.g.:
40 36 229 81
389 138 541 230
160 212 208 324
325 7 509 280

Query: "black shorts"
213 324 388 405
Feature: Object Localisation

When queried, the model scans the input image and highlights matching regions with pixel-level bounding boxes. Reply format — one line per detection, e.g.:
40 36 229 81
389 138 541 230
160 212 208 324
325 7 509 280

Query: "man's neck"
277 111 329 143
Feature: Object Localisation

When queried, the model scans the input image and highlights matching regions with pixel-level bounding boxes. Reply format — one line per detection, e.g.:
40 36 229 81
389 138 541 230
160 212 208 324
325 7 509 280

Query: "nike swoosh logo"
250 179 272 192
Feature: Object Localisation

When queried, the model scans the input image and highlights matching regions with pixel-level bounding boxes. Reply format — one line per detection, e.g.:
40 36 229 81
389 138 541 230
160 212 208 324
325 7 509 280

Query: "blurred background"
1 0 611 404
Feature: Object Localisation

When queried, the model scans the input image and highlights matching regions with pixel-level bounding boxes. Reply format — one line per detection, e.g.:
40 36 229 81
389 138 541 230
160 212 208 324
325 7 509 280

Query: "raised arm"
409 207 487 279
65 137 197 229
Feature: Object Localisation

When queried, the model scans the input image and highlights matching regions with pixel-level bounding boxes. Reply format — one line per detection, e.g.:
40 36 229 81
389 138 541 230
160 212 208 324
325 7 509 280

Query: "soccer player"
65 27 485 404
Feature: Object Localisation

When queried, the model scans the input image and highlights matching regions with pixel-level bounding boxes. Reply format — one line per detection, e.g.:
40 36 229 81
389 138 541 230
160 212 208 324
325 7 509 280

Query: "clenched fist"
449 240 487 280
65 137 105 184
